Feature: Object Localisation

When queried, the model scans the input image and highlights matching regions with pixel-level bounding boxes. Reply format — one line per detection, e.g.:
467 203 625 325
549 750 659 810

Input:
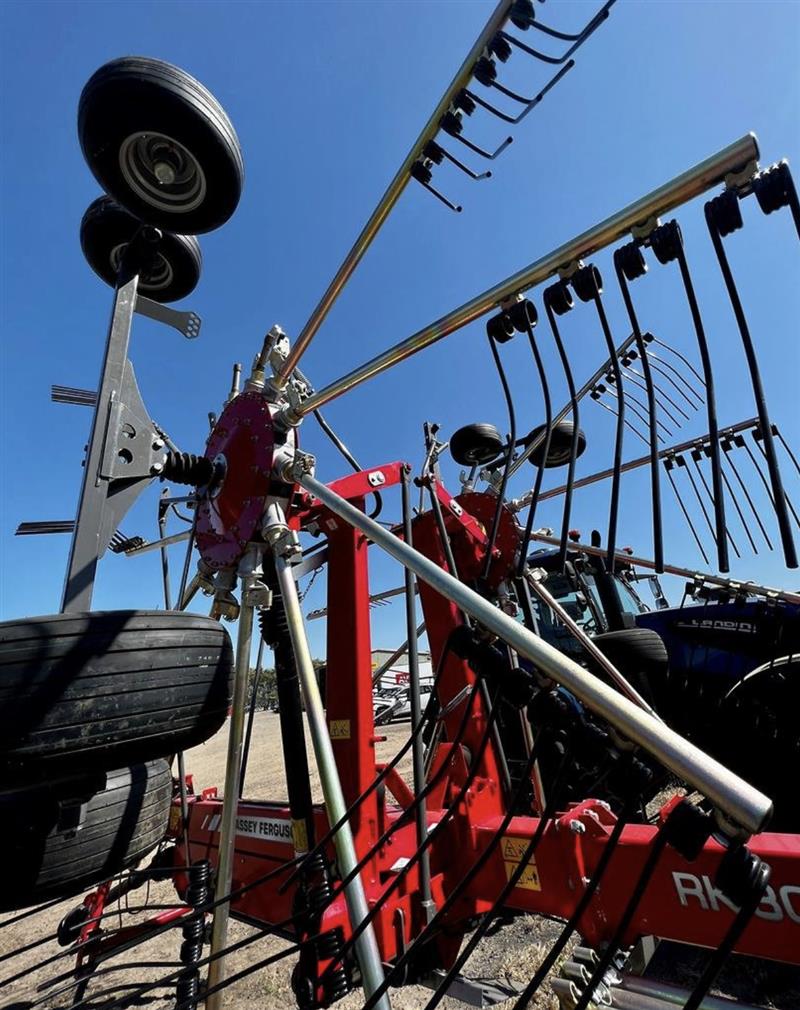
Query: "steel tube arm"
299 471 772 835
271 0 513 390
288 134 759 420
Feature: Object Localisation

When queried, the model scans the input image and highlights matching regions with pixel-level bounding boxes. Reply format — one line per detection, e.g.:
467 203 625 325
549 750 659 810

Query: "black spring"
706 188 743 236
489 32 513 63
649 220 683 265
614 241 647 282
486 310 516 343
510 0 535 31
307 873 335 918
473 56 498 86
176 973 200 1008
162 451 214 487
179 918 205 965
316 928 350 1002
753 162 792 215
716 846 767 908
508 298 537 332
410 160 432 186
571 263 604 301
185 859 211 907
544 278 574 315
439 110 463 137
453 89 476 116
422 140 444 165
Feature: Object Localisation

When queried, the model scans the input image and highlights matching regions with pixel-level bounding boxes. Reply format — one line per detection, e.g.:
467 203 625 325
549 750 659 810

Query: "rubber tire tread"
78 56 243 233
0 610 233 772
0 760 171 911
450 423 504 467
80 195 201 302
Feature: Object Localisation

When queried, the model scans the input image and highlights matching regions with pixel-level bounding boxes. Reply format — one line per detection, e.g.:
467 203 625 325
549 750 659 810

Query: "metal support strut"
266 506 391 1010
298 470 771 836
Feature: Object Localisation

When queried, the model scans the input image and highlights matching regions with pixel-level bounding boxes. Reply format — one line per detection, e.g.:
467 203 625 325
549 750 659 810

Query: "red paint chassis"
84 463 800 998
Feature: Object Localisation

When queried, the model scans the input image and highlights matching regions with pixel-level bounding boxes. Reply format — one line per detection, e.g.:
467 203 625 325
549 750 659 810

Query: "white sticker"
232 815 293 844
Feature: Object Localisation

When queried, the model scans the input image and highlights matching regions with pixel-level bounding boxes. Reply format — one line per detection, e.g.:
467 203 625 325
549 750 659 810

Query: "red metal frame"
72 465 799 997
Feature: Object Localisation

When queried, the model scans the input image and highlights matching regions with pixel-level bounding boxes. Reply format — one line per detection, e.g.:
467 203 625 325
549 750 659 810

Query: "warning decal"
330 719 351 740
501 836 541 891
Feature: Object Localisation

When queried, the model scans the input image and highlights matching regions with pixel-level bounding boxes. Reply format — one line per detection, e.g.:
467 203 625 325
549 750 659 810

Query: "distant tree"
246 660 325 711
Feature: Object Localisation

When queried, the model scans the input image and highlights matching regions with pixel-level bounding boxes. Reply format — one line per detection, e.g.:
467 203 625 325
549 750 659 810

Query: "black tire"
0 611 233 773
591 627 667 707
79 57 243 234
0 760 171 911
526 420 587 468
81 196 202 303
450 423 505 467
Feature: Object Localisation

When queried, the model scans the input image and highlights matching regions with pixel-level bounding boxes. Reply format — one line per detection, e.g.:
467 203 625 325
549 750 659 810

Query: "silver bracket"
368 470 386 487
98 359 168 481
134 295 202 339
724 157 759 194
557 258 584 281
631 215 662 241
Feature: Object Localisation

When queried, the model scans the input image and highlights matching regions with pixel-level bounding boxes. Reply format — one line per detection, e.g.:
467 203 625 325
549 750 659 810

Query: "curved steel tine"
525 0 617 44
647 335 706 387
488 60 574 109
691 449 740 558
705 192 797 567
722 436 774 550
607 379 672 439
463 87 531 126
678 454 719 546
436 143 492 181
410 163 463 211
647 356 702 410
645 347 705 404
514 61 575 125
621 364 687 427
750 429 800 530
499 29 566 66
450 128 513 161
718 456 759 555
775 425 800 479
591 390 649 447
664 456 711 565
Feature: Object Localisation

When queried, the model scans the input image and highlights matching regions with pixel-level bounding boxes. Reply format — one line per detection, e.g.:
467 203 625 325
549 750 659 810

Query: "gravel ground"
1 713 798 1010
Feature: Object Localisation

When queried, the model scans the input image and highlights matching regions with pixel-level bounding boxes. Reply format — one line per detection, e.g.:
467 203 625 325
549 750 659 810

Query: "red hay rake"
3 2 800 1009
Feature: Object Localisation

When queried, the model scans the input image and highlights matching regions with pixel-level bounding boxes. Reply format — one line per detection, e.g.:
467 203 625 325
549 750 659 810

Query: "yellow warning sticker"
330 719 351 740
501 836 541 891
292 819 309 854
168 805 182 835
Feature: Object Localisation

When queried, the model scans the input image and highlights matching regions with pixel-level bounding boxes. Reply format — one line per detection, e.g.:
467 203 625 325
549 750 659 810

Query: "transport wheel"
0 760 171 911
715 656 799 831
526 420 587 468
78 56 243 234
80 196 202 302
0 611 233 772
450 423 505 466
591 627 667 707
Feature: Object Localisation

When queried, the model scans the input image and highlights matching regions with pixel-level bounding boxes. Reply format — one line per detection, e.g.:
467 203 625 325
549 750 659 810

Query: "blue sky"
1 0 799 657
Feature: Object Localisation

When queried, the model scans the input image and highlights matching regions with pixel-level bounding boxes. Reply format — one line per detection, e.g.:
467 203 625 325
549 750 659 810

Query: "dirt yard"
2 714 798 1010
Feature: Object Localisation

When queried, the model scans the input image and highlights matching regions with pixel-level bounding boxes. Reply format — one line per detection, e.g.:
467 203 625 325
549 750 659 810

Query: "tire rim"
110 242 174 291
118 131 207 215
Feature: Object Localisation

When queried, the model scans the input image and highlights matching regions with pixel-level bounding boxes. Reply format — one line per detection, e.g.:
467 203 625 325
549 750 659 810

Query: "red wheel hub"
196 391 276 570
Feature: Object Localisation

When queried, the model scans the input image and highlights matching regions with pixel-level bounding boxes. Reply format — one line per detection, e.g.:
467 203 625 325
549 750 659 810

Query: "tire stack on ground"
0 611 233 911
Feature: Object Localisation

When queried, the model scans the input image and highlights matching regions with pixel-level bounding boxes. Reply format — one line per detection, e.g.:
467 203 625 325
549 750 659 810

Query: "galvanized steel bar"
271 530 390 1008
289 134 759 419
271 1 513 390
299 471 772 835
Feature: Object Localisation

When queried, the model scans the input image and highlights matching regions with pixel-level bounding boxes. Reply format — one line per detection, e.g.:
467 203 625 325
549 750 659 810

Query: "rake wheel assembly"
5 5 800 1010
